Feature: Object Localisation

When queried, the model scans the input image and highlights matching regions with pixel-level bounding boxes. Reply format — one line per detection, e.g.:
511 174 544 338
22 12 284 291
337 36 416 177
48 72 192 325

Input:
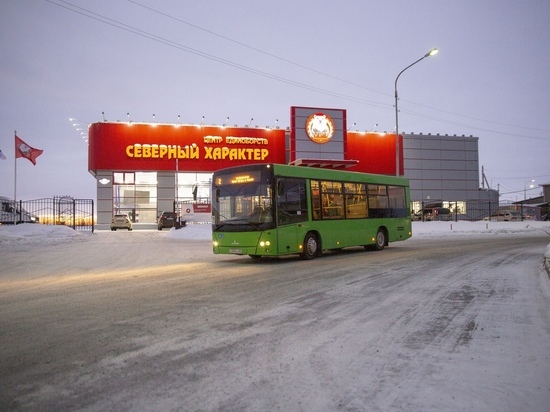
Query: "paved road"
1 232 549 411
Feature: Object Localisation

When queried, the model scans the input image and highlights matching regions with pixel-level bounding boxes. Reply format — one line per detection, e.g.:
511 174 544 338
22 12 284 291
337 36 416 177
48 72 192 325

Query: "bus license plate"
228 248 243 254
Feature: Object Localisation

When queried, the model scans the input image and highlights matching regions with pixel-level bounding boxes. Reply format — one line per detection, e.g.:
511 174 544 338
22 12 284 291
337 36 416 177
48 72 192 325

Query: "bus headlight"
213 241 219 247
259 241 271 247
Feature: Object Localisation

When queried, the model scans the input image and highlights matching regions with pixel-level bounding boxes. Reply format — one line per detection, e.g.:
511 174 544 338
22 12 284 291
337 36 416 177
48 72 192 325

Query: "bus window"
388 186 407 218
320 181 344 219
311 180 322 220
368 184 389 218
344 182 367 218
277 178 308 225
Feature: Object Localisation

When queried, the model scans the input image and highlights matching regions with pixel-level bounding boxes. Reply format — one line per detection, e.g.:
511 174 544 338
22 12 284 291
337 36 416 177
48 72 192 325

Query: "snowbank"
411 220 550 237
0 222 81 244
1 221 550 245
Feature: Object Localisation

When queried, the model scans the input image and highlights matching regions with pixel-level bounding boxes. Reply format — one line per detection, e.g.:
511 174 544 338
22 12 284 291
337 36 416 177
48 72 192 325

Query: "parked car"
157 211 186 230
0 196 39 224
110 214 132 231
483 211 520 222
412 207 452 221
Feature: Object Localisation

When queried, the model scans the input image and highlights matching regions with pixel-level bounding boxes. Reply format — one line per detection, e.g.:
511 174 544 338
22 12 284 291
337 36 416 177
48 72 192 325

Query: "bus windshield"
213 167 274 231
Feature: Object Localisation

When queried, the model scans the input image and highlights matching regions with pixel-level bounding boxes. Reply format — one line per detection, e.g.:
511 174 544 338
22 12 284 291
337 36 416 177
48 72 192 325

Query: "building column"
157 171 176 213
96 171 113 228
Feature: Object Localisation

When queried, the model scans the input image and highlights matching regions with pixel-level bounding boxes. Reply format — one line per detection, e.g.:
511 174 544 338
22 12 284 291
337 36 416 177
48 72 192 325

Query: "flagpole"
12 132 43 224
14 130 17 225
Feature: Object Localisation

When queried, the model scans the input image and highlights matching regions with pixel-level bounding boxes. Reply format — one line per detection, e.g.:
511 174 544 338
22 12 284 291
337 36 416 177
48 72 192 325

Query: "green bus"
212 163 412 259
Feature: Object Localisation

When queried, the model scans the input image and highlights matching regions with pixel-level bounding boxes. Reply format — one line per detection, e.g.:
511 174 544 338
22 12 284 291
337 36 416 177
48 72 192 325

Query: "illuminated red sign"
87 120 402 176
88 122 286 172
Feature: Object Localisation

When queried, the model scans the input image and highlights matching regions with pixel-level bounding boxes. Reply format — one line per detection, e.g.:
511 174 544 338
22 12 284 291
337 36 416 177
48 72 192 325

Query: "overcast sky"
1 0 549 202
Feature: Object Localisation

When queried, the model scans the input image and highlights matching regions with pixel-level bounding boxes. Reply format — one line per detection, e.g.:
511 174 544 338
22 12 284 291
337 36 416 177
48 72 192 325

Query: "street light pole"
394 48 438 176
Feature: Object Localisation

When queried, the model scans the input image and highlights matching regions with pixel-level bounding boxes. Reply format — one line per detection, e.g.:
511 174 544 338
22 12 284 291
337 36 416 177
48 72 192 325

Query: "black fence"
412 200 548 222
0 196 94 232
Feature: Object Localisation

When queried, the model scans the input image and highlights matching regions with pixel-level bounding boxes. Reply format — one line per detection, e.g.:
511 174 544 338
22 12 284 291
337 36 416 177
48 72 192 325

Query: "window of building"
113 172 157 223
176 172 212 203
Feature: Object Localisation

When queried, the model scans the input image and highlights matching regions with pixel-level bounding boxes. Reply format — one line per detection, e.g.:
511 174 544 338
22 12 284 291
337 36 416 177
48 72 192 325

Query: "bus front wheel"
301 232 319 260
373 228 387 251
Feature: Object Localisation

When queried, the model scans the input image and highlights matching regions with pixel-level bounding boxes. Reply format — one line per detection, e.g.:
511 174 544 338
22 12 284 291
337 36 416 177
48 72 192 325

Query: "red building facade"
88 106 402 226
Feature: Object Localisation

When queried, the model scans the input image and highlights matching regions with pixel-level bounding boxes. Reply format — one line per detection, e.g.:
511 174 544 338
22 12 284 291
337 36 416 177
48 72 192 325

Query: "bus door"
276 178 308 254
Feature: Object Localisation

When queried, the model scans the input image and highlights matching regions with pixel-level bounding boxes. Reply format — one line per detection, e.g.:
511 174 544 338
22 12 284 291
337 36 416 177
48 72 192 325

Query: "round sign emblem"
305 113 335 144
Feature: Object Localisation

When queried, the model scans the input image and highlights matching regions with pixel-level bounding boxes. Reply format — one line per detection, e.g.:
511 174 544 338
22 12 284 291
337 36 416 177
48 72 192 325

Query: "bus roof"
214 163 409 186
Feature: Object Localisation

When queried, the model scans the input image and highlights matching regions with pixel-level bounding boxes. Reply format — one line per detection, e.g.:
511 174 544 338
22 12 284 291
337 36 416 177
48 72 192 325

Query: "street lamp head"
425 48 439 57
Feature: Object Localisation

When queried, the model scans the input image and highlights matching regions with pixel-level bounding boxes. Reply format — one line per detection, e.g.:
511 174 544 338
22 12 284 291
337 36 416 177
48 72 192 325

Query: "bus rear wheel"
301 232 319 260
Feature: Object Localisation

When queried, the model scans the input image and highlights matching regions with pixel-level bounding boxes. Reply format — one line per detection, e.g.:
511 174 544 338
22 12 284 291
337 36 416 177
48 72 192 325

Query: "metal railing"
411 200 548 222
0 196 94 232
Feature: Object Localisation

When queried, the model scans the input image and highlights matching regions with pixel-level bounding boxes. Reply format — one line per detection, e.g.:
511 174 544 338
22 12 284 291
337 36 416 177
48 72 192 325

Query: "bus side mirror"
215 188 220 203
277 181 285 197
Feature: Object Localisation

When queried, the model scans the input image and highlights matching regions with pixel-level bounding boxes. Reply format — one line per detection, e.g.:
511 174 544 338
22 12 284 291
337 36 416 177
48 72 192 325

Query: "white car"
1 196 39 224
483 211 520 222
110 214 133 231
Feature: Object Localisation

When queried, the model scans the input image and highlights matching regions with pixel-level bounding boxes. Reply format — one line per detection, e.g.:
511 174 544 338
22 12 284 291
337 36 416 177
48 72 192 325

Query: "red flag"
15 135 43 165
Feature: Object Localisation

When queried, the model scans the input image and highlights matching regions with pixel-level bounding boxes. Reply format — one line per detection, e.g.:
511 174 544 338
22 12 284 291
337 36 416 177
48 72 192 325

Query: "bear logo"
305 113 335 144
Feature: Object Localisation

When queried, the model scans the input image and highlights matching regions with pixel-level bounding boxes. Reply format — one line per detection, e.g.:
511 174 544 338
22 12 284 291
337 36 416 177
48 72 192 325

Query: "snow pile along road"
2 220 550 244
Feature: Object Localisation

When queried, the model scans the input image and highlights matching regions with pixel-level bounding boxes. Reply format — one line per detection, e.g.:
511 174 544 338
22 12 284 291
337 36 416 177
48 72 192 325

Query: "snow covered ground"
1 221 550 411
1 220 550 301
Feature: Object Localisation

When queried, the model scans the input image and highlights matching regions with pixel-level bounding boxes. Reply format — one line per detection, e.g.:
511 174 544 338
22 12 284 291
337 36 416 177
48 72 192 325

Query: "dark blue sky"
1 0 549 201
